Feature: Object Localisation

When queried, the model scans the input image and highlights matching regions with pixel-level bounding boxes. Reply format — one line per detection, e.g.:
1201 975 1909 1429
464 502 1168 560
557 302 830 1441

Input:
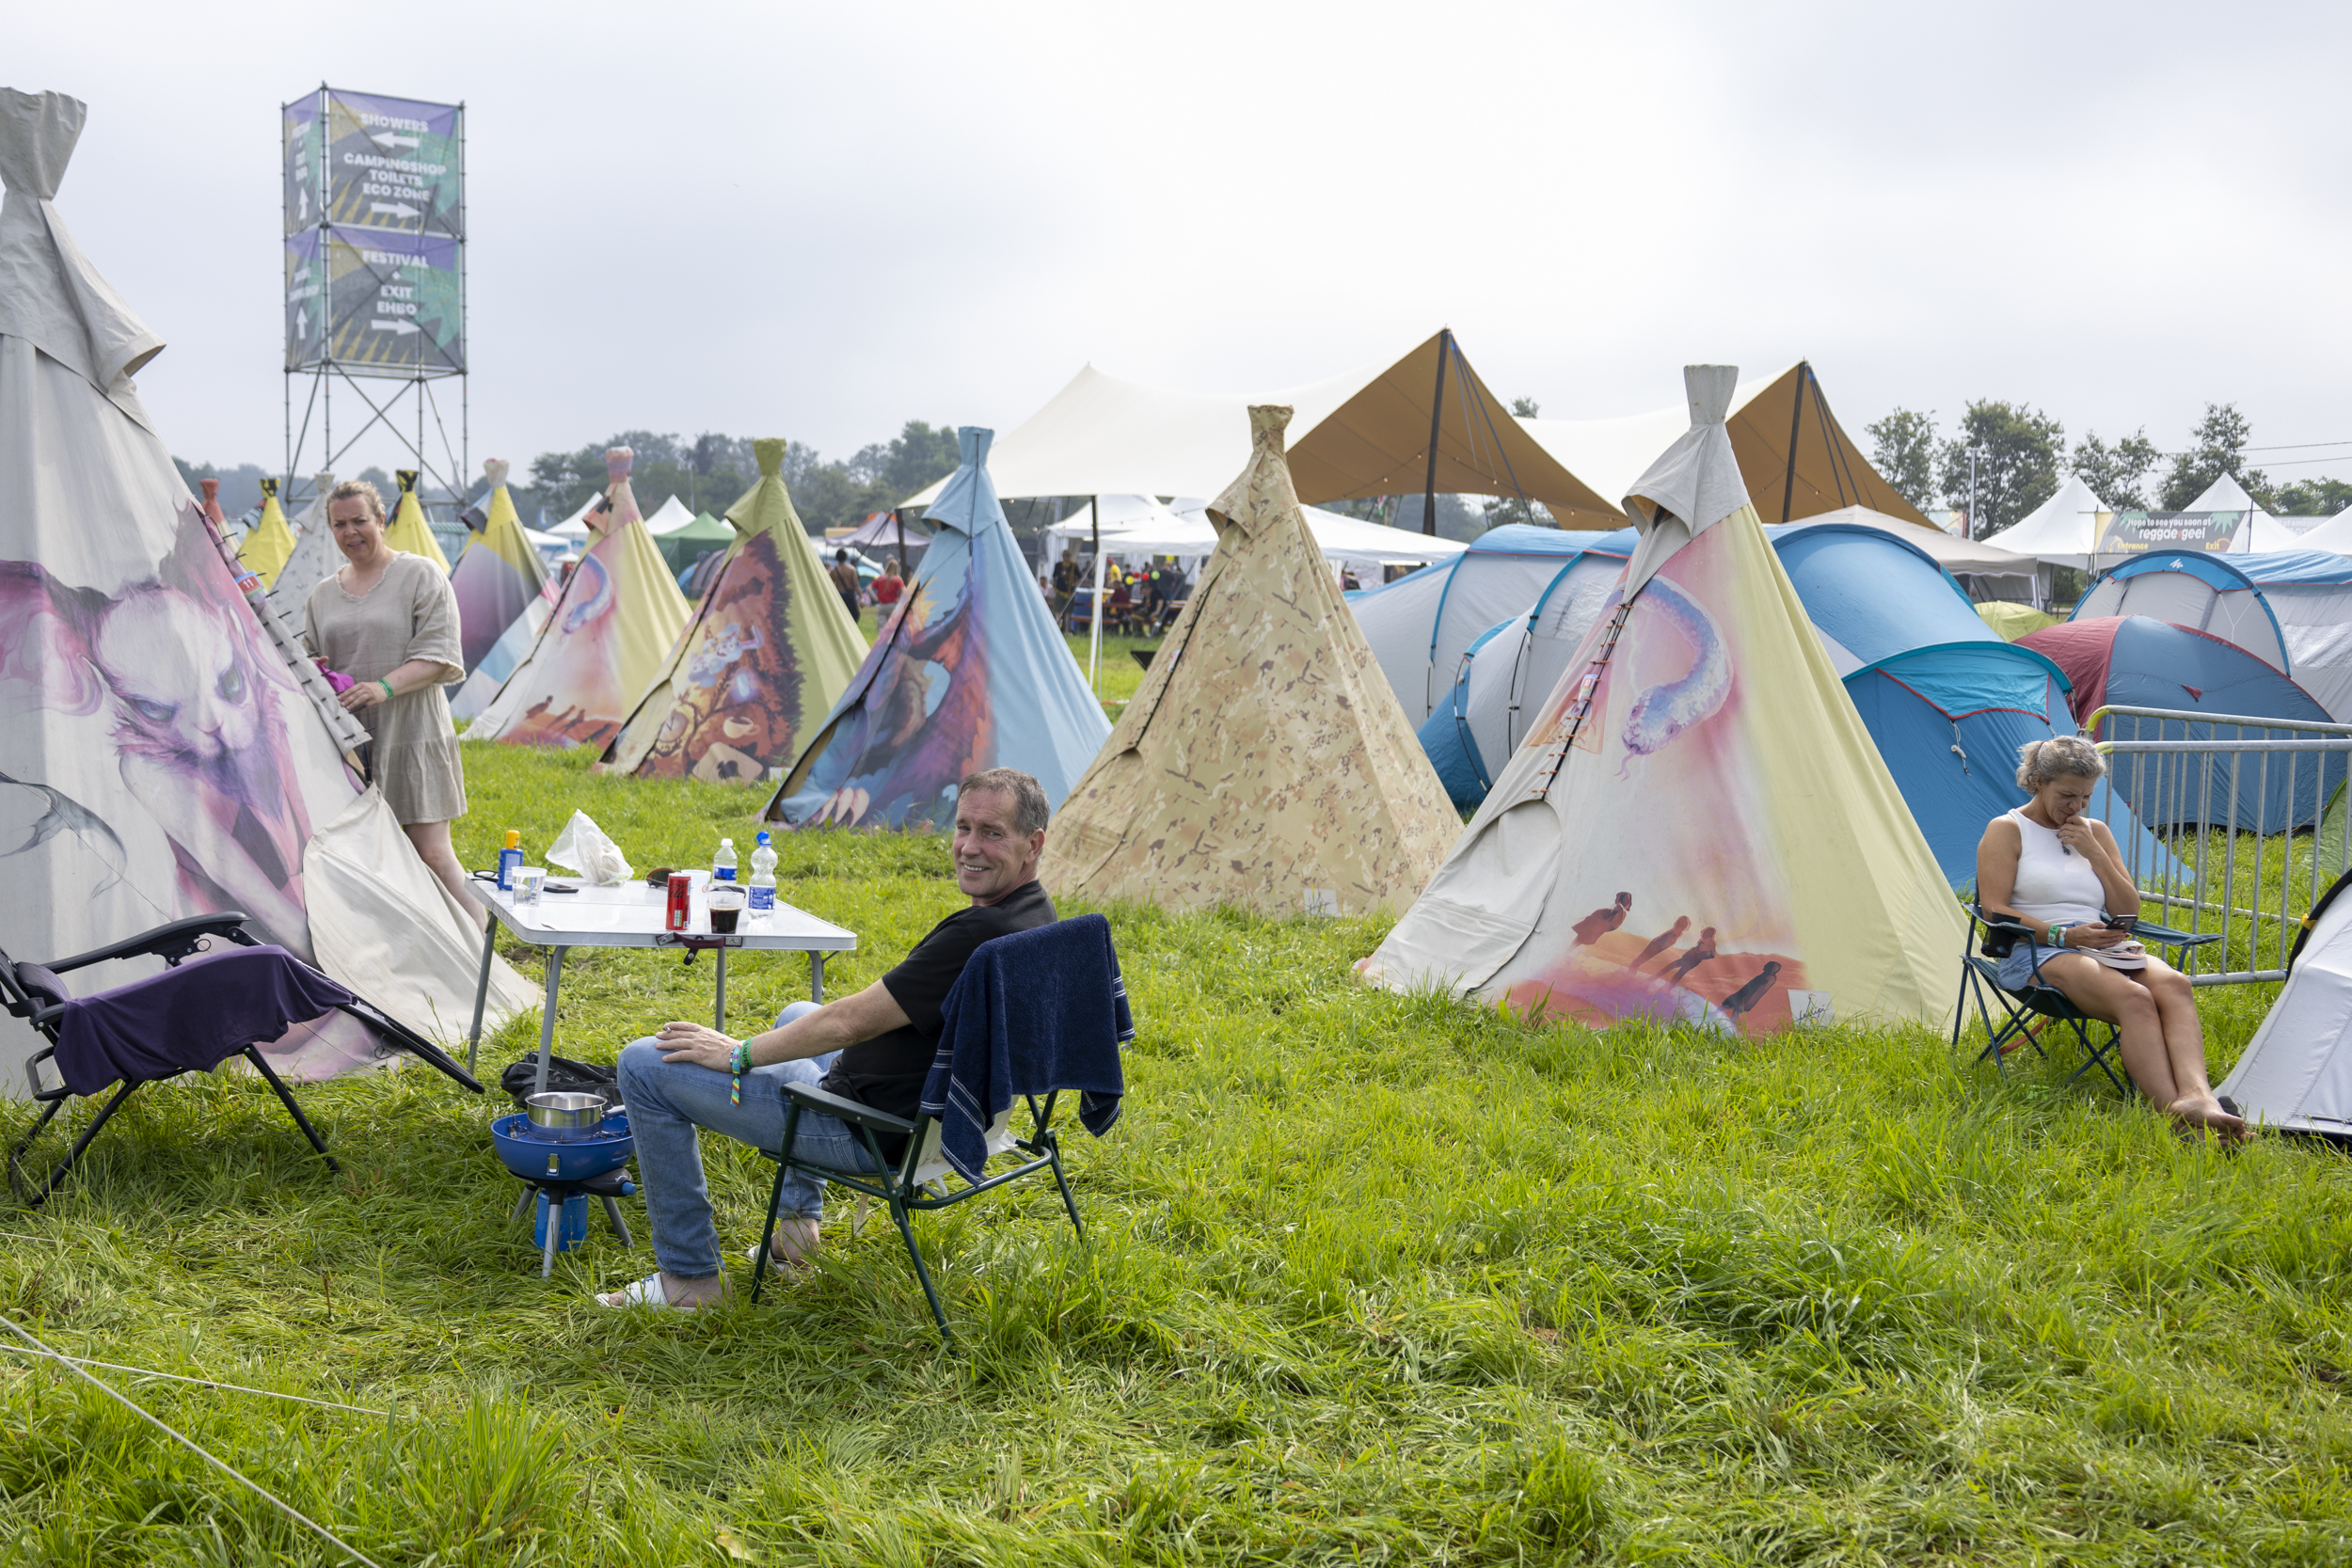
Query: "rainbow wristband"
729 1042 751 1106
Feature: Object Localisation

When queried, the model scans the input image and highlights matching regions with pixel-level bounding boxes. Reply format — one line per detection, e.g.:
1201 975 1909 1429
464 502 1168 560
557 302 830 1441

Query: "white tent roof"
1980 474 2111 568
1041 495 1467 572
1805 505 2046 602
1519 372 1781 508
2289 505 2352 556
642 494 698 535
548 490 599 539
2187 473 2319 553
2218 875 2352 1135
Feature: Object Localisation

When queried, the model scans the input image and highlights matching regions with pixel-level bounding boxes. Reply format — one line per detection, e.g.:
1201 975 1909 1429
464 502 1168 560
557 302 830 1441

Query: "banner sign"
284 229 464 375
317 89 462 239
281 97 324 232
2094 510 2243 556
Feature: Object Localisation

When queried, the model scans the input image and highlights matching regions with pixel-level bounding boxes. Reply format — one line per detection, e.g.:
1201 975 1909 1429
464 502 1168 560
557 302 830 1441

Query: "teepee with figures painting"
0 87 531 1084
1359 366 1964 1037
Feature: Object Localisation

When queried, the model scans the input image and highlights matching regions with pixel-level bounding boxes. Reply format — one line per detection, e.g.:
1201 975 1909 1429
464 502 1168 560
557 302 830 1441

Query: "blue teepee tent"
765 427 1112 831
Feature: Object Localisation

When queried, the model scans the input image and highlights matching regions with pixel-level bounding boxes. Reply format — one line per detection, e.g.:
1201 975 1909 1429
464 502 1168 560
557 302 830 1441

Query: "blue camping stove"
490 1111 638 1276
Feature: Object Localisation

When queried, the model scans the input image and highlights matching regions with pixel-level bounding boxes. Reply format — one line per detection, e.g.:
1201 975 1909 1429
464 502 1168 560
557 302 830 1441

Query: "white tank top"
2004 808 2106 926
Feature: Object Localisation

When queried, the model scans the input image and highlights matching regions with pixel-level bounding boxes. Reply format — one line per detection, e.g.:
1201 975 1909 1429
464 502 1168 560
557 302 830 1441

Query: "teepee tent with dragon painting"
0 87 532 1086
1359 367 1966 1036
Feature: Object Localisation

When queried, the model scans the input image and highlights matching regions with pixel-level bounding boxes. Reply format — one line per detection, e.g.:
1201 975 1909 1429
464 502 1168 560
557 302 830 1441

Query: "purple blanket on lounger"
47 945 356 1096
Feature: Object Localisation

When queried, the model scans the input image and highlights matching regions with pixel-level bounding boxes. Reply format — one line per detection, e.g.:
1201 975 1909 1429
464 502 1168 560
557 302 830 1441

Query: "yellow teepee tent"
237 474 297 586
382 467 452 572
604 438 867 783
1360 367 1965 1036
1041 405 1460 916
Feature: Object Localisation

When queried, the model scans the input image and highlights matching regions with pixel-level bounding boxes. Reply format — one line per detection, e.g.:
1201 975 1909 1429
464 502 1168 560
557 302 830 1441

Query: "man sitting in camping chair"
598 768 1061 1310
1977 736 2244 1140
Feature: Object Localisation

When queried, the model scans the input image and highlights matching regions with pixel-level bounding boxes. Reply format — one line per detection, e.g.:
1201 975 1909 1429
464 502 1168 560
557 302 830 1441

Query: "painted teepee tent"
465 446 691 749
237 474 296 586
604 438 866 784
448 458 548 674
1041 405 1458 915
0 88 529 1082
766 426 1111 830
1360 367 1965 1036
267 469 338 616
383 467 453 572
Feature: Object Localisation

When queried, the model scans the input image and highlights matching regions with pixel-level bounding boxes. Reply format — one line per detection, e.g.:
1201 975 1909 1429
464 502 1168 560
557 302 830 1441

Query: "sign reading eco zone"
310 88 463 238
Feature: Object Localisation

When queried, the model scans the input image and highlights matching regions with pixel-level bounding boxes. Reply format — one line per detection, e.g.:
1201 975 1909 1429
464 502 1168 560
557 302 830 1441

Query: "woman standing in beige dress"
305 479 485 929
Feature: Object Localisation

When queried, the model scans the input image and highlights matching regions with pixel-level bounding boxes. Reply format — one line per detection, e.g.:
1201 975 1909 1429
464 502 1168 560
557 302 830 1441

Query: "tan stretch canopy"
1520 362 1928 528
902 330 1623 527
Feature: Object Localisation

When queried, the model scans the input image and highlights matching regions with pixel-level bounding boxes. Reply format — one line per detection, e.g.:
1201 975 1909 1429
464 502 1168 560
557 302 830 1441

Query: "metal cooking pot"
525 1091 609 1142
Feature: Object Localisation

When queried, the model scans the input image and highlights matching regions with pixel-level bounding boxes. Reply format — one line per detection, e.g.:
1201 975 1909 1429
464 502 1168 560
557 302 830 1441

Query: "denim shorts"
1996 942 2071 991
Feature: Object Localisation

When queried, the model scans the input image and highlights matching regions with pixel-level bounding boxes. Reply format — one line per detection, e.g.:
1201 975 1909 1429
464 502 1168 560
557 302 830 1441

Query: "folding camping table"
463 880 858 1099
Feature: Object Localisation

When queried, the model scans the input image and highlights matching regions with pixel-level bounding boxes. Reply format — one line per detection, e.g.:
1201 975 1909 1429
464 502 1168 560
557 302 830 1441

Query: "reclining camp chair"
6 911 484 1208
753 914 1131 1344
1954 903 2219 1095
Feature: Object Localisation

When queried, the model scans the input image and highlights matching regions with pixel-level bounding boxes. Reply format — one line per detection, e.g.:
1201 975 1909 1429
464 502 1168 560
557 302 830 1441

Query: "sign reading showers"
280 86 464 375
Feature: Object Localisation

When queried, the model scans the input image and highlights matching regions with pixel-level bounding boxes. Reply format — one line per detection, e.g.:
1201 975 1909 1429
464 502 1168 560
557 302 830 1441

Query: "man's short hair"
834 548 849 562
959 768 1049 836
327 478 386 522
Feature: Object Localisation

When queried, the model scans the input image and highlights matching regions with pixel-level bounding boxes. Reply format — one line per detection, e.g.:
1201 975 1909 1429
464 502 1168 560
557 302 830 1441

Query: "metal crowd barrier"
2090 705 2352 984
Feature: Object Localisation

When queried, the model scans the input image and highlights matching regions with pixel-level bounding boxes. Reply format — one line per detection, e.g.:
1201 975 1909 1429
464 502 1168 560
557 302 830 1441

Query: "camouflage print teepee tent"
1360 368 1964 1036
1041 404 1459 915
604 438 866 784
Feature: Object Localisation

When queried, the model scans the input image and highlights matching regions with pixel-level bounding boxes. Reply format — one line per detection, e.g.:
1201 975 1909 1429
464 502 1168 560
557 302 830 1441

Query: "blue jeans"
615 1001 882 1280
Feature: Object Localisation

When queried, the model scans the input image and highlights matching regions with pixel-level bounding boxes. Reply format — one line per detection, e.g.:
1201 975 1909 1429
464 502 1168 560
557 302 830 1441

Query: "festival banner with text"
284 229 464 374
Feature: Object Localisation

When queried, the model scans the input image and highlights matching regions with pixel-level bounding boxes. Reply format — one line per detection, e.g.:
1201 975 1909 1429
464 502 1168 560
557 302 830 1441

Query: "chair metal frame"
1954 902 2220 1096
753 1082 1084 1345
4 911 484 1208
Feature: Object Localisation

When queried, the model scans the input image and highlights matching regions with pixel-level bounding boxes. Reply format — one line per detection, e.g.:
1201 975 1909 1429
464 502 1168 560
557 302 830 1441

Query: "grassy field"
5 737 2352 1565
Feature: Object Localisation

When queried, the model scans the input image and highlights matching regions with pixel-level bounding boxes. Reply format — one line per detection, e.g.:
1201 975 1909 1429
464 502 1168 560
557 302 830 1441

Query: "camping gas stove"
489 1111 638 1276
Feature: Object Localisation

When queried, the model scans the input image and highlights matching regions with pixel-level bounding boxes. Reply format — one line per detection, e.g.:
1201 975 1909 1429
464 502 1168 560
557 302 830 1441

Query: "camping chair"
5 911 485 1208
1953 903 2220 1095
752 916 1129 1344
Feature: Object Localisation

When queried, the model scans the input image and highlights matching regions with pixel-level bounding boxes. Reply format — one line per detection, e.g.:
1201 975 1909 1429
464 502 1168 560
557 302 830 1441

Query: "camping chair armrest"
2127 918 2220 949
45 912 256 974
21 1045 68 1102
782 1082 917 1135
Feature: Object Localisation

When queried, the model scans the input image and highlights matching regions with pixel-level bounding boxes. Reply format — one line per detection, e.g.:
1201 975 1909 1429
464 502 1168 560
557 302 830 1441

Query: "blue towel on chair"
49 946 356 1097
921 913 1130 1184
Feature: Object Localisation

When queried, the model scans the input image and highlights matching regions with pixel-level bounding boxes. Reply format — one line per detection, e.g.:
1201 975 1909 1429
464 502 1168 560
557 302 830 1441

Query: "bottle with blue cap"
749 831 778 920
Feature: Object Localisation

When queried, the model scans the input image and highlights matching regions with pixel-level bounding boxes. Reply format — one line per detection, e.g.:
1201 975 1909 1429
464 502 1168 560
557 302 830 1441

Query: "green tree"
1865 407 1939 511
2070 428 2161 511
1482 397 1556 530
2273 476 2352 516
1937 401 2064 538
2161 403 2273 510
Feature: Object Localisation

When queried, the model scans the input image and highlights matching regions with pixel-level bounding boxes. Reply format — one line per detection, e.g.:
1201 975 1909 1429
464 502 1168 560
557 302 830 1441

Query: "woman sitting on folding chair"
1977 736 2245 1139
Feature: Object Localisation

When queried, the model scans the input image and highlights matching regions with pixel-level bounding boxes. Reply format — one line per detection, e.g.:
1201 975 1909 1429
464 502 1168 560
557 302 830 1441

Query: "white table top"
480 879 856 953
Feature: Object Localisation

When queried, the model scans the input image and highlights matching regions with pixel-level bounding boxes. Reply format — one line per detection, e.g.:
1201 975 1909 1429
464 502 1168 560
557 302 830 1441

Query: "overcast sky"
18 1 2352 498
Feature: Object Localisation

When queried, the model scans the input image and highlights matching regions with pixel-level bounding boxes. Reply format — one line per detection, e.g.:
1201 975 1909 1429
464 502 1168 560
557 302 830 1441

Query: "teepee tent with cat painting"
463 446 691 750
603 438 867 784
1040 404 1460 916
0 87 532 1086
1359 367 1965 1037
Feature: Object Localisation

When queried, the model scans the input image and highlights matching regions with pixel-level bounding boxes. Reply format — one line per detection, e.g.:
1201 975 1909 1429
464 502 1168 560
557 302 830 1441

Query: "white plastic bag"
544 810 634 886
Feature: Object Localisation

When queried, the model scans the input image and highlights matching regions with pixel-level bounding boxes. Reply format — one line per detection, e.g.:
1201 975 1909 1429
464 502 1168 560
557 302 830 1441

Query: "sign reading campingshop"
2094 511 2245 555
281 88 464 240
283 229 464 374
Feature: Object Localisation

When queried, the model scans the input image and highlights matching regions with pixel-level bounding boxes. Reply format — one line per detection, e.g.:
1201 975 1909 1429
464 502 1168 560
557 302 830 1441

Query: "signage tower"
280 86 467 520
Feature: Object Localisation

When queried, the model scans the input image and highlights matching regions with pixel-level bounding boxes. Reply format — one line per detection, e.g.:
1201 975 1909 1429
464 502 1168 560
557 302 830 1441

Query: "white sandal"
749 1219 820 1275
598 1272 708 1310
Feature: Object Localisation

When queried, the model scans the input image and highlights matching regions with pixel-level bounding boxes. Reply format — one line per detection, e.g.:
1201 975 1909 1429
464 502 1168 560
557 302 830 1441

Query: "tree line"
1865 401 2352 538
522 422 962 535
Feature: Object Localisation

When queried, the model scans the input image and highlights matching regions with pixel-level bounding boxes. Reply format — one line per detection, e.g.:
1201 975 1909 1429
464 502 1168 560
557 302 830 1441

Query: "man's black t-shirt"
820 880 1057 1124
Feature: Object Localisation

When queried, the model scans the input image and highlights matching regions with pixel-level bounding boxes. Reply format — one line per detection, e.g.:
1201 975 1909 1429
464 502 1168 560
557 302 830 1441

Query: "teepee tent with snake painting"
602 438 867 784
463 447 690 750
1359 367 1966 1037
1040 404 1460 917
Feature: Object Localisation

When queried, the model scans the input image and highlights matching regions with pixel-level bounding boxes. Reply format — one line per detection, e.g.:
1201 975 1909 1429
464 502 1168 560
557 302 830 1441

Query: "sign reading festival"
281 87 464 376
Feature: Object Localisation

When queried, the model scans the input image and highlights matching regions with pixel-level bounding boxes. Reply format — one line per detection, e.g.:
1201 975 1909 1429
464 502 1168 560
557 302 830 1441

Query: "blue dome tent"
2074 549 2352 723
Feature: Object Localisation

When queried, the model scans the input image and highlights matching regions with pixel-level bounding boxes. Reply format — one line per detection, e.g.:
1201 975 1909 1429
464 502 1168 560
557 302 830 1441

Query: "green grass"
6 744 2352 1565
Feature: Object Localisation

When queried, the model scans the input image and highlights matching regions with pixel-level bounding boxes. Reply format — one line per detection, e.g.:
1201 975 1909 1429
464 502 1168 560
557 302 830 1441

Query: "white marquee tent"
1980 475 2111 568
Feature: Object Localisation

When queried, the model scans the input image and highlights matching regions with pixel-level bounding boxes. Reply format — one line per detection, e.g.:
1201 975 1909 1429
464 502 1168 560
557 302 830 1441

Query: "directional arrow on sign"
370 132 421 150
296 305 309 336
369 320 420 336
369 201 421 221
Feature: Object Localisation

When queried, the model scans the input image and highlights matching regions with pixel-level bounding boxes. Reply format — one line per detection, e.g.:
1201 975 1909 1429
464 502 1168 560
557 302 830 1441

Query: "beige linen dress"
306 552 469 824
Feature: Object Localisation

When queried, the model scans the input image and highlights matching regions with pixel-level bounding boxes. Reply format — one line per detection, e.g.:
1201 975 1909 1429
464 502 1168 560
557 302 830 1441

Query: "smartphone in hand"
2105 915 2137 933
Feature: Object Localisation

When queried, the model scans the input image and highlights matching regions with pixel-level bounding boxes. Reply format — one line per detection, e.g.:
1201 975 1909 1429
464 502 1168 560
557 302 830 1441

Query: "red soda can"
666 872 692 932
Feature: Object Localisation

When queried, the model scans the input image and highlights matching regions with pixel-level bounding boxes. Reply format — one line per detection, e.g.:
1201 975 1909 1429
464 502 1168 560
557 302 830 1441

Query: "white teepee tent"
1359 367 1966 1036
0 88 530 1085
2217 871 2352 1137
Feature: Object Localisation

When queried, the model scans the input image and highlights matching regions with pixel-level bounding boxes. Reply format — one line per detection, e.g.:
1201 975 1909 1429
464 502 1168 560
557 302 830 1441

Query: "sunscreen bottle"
498 829 523 891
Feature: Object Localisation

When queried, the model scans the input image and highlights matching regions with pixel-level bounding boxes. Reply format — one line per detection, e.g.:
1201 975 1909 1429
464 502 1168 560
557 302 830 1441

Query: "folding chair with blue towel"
1954 903 2219 1092
5 911 485 1207
754 912 1130 1343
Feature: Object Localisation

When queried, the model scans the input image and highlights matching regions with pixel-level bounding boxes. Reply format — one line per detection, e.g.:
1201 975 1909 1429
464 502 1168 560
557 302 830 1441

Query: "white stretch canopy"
2290 505 2352 555
1041 496 1467 578
1980 475 2111 568
1809 505 2048 606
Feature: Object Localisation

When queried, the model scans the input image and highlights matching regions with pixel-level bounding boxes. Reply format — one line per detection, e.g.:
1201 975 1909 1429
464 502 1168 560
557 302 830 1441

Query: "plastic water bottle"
712 837 739 884
748 832 777 919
